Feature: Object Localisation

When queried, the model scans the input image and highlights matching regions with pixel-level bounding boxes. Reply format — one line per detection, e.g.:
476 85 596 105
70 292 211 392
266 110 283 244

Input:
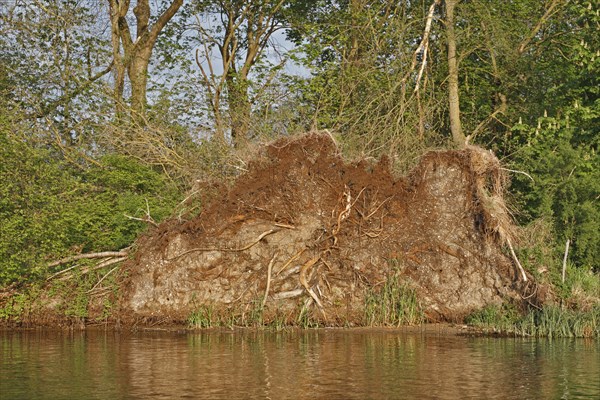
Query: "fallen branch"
48 250 129 268
55 257 127 282
169 228 280 261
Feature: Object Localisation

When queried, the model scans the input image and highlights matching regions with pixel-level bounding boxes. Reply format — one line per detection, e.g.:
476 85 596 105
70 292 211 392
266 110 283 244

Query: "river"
1 328 598 399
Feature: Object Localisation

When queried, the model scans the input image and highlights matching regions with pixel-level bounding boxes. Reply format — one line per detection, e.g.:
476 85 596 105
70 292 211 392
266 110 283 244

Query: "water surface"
1 328 598 399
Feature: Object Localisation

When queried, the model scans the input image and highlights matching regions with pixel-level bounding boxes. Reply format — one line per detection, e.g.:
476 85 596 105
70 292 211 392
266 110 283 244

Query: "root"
274 249 305 277
261 253 277 308
169 228 280 260
273 289 304 300
506 237 528 282
299 256 326 318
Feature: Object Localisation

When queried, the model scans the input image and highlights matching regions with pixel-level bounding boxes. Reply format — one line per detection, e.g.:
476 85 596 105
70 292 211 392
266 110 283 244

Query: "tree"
443 0 465 146
0 0 112 139
192 0 292 145
108 0 183 119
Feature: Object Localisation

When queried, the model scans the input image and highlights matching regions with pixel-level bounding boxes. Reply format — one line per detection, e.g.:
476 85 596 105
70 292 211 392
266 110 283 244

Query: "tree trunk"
445 0 465 147
107 0 183 121
128 47 152 120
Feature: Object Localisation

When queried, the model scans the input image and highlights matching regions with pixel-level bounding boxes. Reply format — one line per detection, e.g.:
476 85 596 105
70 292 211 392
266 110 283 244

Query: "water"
1 328 598 399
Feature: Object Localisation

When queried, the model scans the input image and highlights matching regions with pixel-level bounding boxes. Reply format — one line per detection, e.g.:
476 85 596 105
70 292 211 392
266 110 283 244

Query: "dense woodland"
0 0 598 307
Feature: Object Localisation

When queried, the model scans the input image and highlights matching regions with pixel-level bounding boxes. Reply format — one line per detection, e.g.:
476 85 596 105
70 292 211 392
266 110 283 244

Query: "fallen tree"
113 133 542 326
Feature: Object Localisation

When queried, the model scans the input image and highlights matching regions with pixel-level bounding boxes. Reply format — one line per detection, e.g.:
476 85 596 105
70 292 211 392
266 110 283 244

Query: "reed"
364 273 423 326
187 305 214 329
466 304 600 338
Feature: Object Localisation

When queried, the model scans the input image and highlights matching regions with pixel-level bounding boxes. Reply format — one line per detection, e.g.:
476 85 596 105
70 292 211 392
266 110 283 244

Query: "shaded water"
1 328 598 399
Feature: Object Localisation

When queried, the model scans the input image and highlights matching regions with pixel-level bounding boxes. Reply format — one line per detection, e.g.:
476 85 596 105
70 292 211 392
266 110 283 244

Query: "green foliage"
364 271 423 326
508 112 599 269
0 128 181 287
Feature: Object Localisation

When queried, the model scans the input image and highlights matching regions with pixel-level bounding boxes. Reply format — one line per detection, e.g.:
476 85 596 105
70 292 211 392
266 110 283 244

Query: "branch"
149 0 184 44
35 62 114 118
48 250 129 268
518 0 563 54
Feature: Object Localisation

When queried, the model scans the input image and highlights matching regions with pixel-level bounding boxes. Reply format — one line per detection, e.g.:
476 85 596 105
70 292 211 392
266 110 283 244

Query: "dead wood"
48 250 129 268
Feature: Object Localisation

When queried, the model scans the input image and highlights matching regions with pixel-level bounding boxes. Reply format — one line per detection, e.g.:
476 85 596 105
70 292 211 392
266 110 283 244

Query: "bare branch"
48 250 129 268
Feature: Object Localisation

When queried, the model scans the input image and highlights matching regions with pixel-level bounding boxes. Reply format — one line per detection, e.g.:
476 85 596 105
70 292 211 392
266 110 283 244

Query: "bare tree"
193 0 288 146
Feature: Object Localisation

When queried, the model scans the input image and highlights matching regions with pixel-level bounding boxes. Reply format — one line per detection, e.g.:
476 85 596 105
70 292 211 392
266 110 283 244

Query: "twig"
48 250 129 268
169 228 280 260
500 168 535 183
57 257 127 281
87 265 120 293
506 237 528 282
124 214 159 227
262 253 277 308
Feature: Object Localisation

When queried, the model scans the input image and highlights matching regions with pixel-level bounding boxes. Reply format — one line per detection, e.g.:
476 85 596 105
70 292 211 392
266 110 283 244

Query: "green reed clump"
466 303 600 338
187 305 214 328
364 274 423 326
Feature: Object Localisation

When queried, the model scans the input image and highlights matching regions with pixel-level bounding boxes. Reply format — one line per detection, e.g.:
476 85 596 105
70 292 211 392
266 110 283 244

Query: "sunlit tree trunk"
108 0 183 122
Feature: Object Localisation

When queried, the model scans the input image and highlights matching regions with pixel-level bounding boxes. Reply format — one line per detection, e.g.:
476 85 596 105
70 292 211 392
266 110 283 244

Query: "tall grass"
364 273 423 326
466 304 600 338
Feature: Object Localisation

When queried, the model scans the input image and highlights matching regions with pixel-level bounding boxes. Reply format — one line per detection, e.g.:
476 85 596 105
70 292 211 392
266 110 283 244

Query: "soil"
110 133 538 327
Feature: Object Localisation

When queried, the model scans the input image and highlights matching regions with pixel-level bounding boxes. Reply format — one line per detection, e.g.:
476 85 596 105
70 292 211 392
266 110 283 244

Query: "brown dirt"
114 133 536 327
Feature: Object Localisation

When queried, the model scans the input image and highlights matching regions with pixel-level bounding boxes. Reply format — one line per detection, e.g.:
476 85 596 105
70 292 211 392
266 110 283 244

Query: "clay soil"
106 133 538 328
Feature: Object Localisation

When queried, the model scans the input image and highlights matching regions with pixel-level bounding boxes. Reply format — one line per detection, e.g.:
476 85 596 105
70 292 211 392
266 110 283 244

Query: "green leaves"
0 130 181 287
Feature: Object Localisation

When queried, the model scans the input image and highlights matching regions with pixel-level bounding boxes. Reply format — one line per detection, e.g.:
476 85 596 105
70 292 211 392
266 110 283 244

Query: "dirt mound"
117 133 532 326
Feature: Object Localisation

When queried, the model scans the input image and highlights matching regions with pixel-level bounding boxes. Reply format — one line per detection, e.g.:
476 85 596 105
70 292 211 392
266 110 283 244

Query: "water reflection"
1 329 598 399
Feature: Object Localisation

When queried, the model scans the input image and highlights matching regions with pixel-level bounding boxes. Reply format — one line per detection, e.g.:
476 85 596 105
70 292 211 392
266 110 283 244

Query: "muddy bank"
106 133 539 327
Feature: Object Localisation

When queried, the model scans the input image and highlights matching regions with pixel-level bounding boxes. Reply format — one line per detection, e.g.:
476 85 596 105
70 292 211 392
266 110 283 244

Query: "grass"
187 305 214 329
466 303 600 338
364 272 423 326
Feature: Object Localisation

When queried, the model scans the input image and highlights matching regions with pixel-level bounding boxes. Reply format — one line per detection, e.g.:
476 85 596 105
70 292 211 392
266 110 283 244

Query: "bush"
0 129 181 287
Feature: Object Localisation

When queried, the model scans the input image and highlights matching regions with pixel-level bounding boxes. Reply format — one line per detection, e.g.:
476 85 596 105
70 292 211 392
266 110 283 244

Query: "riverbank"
1 134 598 338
